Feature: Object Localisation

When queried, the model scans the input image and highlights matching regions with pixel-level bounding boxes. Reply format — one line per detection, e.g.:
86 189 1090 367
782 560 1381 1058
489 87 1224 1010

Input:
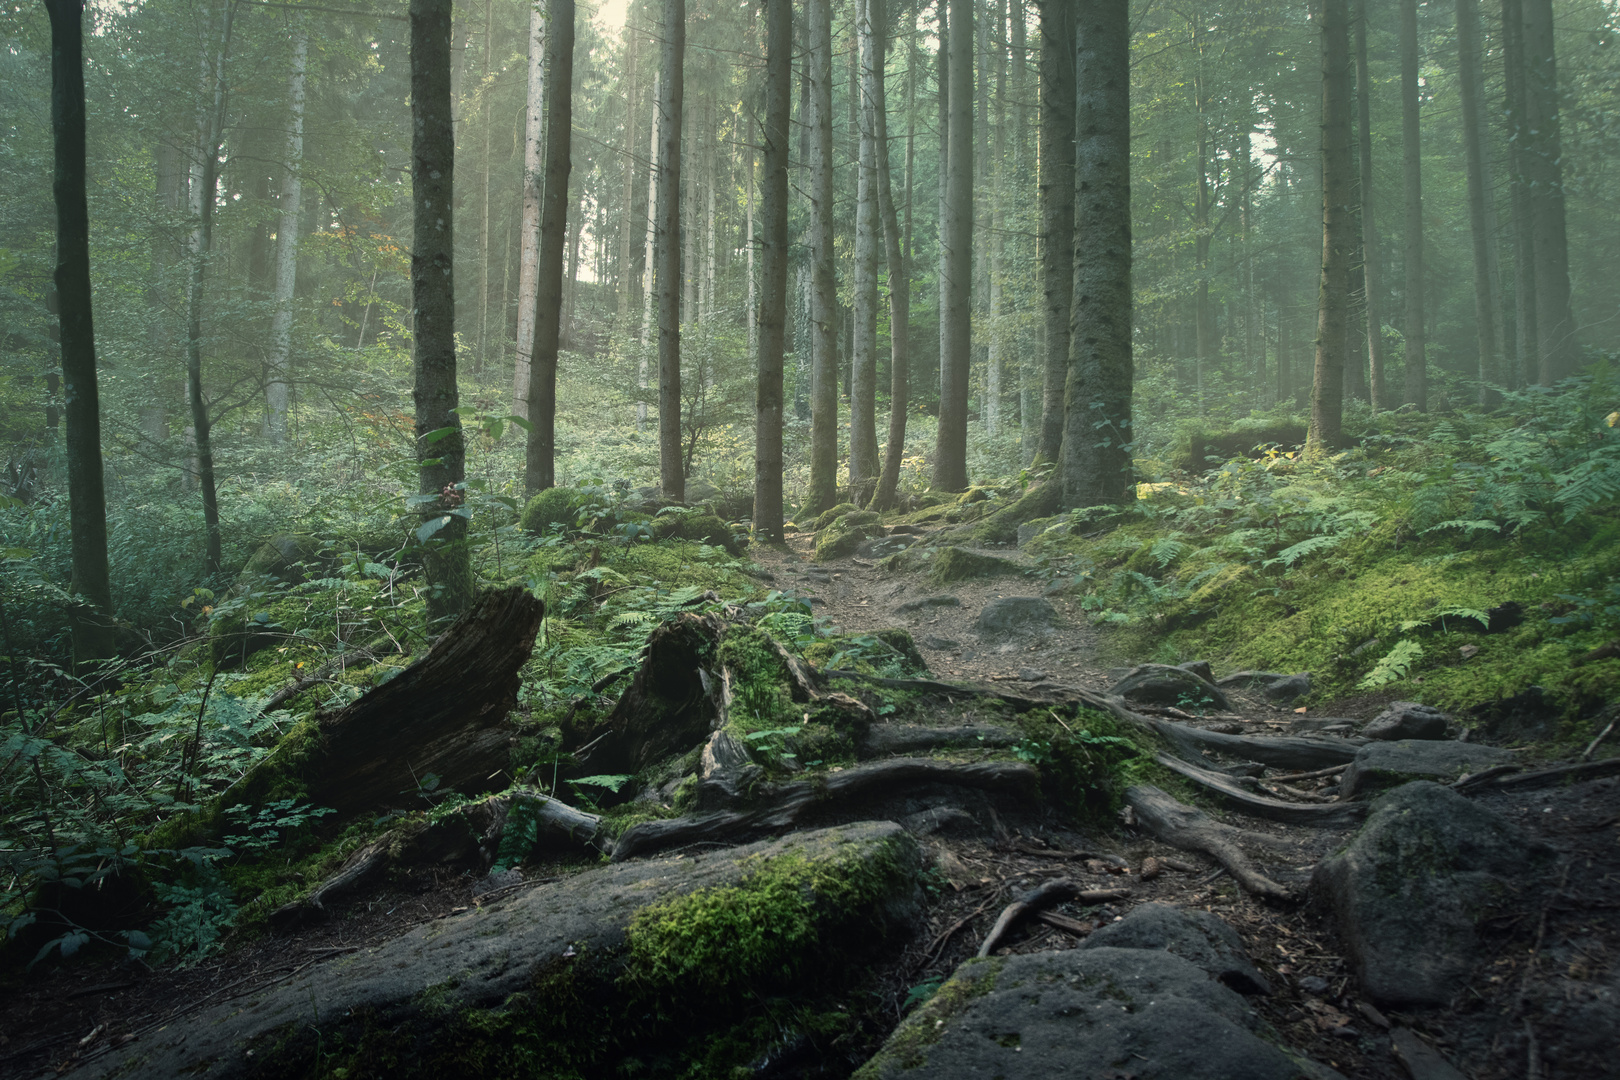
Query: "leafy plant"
1358 639 1425 690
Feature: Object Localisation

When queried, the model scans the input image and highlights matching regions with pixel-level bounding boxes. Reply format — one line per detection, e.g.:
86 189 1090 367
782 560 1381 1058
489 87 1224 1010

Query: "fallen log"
1453 756 1620 794
977 879 1131 957
1123 784 1293 901
1154 753 1367 827
612 758 1040 861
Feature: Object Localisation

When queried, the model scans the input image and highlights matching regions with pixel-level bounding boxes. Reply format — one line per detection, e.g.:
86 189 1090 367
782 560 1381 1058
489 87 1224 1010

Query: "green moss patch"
928 546 1021 584
815 510 884 561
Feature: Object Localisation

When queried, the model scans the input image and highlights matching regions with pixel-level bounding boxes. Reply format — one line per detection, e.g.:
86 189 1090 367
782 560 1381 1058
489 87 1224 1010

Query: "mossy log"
217 586 543 826
612 758 1041 861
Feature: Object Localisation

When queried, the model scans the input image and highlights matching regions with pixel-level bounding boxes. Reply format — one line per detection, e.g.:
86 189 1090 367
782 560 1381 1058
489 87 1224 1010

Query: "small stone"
1362 701 1450 741
1178 660 1215 683
1263 672 1312 703
896 594 962 614
1017 668 1049 682
1298 975 1331 995
920 635 959 650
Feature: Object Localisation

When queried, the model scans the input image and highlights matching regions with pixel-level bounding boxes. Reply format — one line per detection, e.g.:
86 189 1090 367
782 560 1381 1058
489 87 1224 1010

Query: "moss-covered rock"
651 509 744 554
928 546 1020 584
814 510 883 561
238 533 326 588
519 486 584 535
1171 420 1308 473
969 482 1063 546
812 501 860 531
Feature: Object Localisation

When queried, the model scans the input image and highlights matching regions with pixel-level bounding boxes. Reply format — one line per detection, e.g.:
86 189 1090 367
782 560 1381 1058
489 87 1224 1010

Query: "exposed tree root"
1453 756 1620 794
1123 784 1294 902
1154 753 1367 827
1139 716 1364 771
612 758 1040 861
977 879 1132 957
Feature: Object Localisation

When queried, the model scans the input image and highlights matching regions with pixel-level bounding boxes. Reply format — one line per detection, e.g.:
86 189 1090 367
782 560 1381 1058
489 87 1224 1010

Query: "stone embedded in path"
857 534 918 560
1081 902 1270 995
896 594 962 614
81 823 921 1080
1109 663 1234 712
1262 671 1312 703
976 596 1057 636
1362 701 1450 741
1340 739 1514 798
1313 781 1555 1008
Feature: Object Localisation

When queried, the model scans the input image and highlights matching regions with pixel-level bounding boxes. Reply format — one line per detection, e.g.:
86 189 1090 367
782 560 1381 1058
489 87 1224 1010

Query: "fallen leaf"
1294 707 1308 714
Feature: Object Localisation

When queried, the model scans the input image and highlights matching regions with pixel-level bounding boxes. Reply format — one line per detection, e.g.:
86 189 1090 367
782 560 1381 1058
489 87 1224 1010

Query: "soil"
4 522 1616 1080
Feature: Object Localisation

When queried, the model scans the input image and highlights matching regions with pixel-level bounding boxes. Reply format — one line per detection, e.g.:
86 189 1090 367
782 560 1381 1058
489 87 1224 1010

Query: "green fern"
1262 533 1340 568
608 610 656 630
1357 639 1425 690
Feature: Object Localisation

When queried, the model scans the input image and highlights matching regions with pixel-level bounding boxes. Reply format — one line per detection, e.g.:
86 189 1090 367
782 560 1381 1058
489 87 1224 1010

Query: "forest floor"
3 522 1617 1080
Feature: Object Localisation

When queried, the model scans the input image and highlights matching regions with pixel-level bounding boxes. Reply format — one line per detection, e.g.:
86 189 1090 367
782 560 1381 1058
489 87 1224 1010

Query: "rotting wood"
611 758 1040 861
1123 784 1293 901
1035 910 1095 937
977 878 1131 957
1155 753 1367 826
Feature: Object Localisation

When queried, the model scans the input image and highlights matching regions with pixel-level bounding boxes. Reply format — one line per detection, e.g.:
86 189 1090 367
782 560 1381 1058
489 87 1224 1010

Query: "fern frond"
1262 533 1340 568
1358 639 1424 690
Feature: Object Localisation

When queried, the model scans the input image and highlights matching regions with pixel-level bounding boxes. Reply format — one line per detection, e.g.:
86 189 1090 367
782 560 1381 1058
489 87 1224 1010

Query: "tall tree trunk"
618 26 639 314
1059 0 1131 508
1355 0 1385 411
1036 0 1073 466
512 4 544 417
1456 0 1501 403
936 0 949 409
655 0 686 501
266 22 307 447
145 141 186 444
412 0 474 627
45 0 115 664
185 2 234 578
1191 14 1212 409
754 0 791 541
805 0 840 514
639 74 659 431
475 0 493 373
1398 0 1425 410
873 0 912 513
525 0 572 496
933 0 972 493
985 0 1006 439
850 0 881 505
1502 0 1535 389
1520 0 1578 384
1311 0 1353 452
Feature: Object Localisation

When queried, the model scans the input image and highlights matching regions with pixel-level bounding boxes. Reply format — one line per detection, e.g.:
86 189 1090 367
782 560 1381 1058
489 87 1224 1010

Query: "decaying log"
977 879 1131 957
583 613 728 777
612 758 1040 861
1123 784 1293 901
1154 753 1367 827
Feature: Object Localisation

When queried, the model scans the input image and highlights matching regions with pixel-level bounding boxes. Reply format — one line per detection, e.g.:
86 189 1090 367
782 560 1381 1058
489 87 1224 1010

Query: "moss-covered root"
970 481 1063 545
815 510 884 561
928 545 1021 584
81 822 921 1080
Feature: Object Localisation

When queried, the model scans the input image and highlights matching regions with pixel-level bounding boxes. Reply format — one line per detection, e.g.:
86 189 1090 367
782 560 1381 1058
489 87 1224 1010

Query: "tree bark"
984 0 1007 439
45 0 115 665
266 22 307 447
524 0 572 497
933 0 972 493
512 4 544 418
873 0 912 514
618 27 639 315
1502 0 1535 390
1191 14 1213 409
185 2 234 578
805 0 840 514
1354 0 1385 411
1520 0 1578 384
1059 0 1131 509
1036 0 1073 467
1455 0 1501 403
655 0 686 501
754 0 791 542
412 0 474 627
1310 0 1352 452
639 74 660 431
850 0 881 506
1398 0 1425 410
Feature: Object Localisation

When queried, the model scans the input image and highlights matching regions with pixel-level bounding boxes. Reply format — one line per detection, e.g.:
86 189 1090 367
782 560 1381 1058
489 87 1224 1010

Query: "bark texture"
872 0 912 513
512 4 544 417
265 23 307 447
1456 0 1502 403
850 0 881 506
655 0 685 501
933 0 973 493
805 0 840 514
525 0 573 496
1036 0 1074 466
753 0 791 541
1310 0 1352 453
1354 0 1385 411
1520 0 1578 384
1398 0 1425 411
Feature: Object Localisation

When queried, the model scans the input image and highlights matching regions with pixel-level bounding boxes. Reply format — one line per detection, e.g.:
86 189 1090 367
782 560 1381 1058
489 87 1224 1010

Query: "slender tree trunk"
1455 0 1501 403
45 0 115 664
525 0 572 496
985 0 1006 439
1311 0 1353 452
1502 0 1535 389
266 23 307 447
1192 16 1212 408
185 2 234 578
936 0 949 409
1520 0 1578 384
512 4 544 417
618 27 639 314
1060 0 1131 508
1398 0 1425 410
933 0 972 493
805 0 840 514
704 102 717 319
656 0 686 501
754 0 791 541
873 0 911 513
850 0 881 505
1354 0 1385 411
412 0 474 626
1036 0 1073 466
639 74 660 431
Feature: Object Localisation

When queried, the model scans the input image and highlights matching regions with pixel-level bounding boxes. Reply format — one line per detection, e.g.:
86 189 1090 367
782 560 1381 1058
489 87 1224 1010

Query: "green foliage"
520 487 585 536
1357 640 1426 690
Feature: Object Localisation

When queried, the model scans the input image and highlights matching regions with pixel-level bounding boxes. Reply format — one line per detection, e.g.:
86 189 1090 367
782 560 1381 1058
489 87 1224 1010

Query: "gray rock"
853 947 1342 1080
1312 781 1555 1007
1215 669 1287 688
1177 659 1215 683
899 806 981 837
1109 663 1234 711
1340 739 1514 798
919 635 959 650
976 596 1057 636
896 594 962 614
1263 672 1312 702
1079 902 1270 995
1017 668 1049 682
857 534 918 560
84 823 921 1080
1363 701 1450 741
1289 716 1360 734
470 868 523 897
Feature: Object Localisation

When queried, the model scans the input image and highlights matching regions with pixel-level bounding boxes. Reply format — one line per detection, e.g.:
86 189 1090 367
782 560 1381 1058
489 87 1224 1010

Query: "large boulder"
815 510 884 561
1312 781 1555 1007
83 822 922 1080
1362 701 1450 741
1109 663 1234 712
1082 902 1270 995
1340 739 1514 799
854 946 1340 1080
